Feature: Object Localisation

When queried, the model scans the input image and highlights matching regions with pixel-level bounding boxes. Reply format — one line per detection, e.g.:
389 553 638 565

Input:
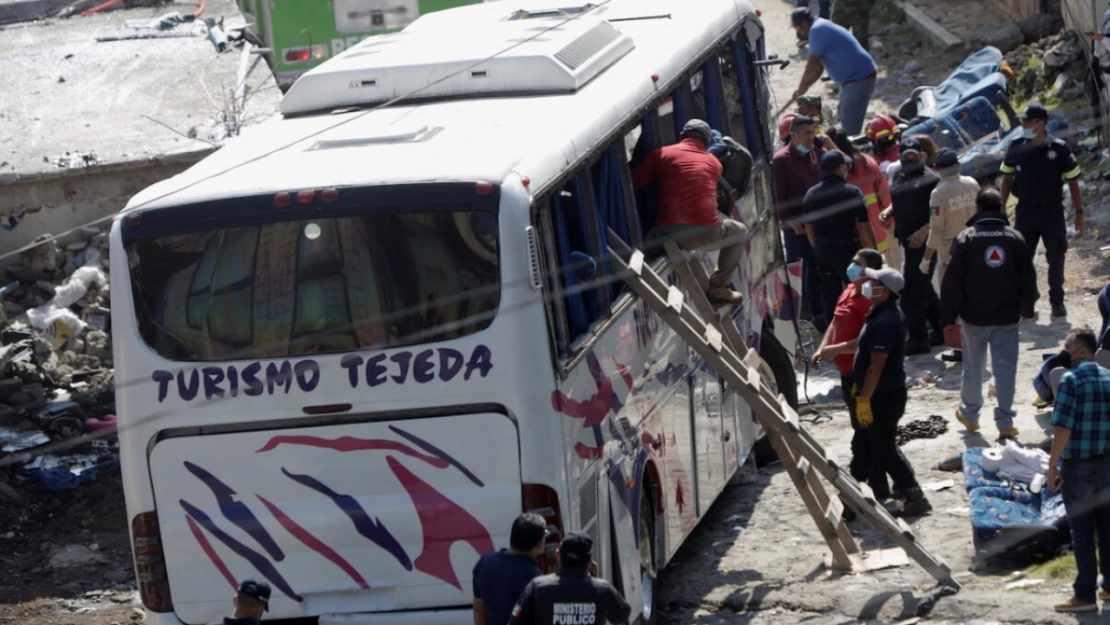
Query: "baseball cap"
790 114 816 132
237 580 271 611
820 150 850 172
1018 103 1049 122
899 137 921 156
796 95 821 110
790 7 813 26
933 147 959 169
864 267 904 296
680 119 711 144
558 532 594 566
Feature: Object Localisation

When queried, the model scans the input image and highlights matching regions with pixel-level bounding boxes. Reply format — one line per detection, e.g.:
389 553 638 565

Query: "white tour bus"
110 0 801 623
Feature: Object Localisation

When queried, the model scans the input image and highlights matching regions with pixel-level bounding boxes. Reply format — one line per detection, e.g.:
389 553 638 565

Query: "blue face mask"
795 144 811 154
1022 127 1036 139
846 263 863 282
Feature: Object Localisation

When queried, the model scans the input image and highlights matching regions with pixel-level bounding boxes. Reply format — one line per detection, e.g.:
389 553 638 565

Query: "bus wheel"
753 330 798 467
639 489 657 625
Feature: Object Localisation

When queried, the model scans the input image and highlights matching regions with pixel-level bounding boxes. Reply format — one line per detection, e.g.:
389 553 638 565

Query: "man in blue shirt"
473 513 546 625
790 8 877 136
1048 328 1110 613
853 267 931 517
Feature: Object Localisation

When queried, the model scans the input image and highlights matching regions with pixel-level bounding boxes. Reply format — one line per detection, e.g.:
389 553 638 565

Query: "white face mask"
862 281 874 299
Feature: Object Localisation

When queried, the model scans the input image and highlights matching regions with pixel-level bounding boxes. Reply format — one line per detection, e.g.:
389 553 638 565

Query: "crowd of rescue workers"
214 7 1110 625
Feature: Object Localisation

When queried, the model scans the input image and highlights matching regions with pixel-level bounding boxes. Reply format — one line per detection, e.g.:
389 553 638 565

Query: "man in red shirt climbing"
634 119 748 304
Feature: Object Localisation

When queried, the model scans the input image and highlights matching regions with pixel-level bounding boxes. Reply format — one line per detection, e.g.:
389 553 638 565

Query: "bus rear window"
126 211 499 361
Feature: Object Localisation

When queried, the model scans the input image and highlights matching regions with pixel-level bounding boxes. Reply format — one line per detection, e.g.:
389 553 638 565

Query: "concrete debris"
971 21 1024 55
1 224 118 500
47 544 108 569
51 150 100 169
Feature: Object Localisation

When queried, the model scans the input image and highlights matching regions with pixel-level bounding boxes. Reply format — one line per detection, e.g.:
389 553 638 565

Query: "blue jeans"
1061 455 1110 603
797 0 831 19
959 323 1019 431
783 229 827 330
838 74 876 136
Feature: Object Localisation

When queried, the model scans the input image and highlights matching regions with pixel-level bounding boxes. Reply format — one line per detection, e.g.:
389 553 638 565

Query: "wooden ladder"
609 238 959 589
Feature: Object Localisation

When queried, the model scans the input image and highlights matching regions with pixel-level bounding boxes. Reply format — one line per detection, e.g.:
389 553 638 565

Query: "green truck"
238 0 482 87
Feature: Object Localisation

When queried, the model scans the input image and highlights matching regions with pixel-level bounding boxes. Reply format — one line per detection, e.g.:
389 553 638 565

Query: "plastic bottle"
1030 473 1046 495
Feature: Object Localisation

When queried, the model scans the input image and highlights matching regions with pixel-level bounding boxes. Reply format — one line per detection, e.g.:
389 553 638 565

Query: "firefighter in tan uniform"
921 148 980 295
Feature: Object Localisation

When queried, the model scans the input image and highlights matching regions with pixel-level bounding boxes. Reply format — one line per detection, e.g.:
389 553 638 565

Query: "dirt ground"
0 473 138 625
657 235 1110 625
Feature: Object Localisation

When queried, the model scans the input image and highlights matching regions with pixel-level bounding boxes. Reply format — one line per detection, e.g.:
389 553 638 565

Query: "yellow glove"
856 396 874 429
850 384 858 400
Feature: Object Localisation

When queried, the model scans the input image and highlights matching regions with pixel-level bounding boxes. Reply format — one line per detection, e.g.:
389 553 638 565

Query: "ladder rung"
779 395 800 431
896 518 917 541
796 456 811 476
824 497 844 528
628 250 644 275
666 286 684 313
705 325 723 352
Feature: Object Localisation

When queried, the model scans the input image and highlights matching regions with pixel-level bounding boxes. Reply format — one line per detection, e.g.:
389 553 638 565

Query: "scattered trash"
945 507 971 516
1005 578 1045 590
896 415 949 446
47 544 108 569
923 479 955 492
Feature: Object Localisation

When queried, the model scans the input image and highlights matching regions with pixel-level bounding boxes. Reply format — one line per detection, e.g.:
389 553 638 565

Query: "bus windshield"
125 209 499 361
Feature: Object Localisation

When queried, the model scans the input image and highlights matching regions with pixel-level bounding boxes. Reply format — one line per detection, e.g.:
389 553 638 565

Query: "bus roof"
123 0 762 213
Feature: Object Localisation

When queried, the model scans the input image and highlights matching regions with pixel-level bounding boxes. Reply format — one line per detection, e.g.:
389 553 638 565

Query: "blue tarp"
23 458 120 492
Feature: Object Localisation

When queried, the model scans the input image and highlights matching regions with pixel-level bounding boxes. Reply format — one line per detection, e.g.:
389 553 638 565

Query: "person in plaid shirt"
1048 328 1110 613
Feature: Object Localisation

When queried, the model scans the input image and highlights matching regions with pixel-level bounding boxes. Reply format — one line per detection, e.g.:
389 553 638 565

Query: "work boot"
941 350 963 363
954 407 980 432
707 283 742 305
1097 588 1110 601
998 427 1020 440
1051 303 1068 320
896 487 932 518
906 339 931 356
1054 597 1097 613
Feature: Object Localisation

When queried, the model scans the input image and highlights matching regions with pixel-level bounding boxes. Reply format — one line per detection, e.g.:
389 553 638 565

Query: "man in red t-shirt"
812 248 889 502
633 119 748 304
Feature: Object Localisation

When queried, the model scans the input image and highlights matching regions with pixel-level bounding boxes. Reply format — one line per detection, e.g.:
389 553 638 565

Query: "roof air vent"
554 21 620 70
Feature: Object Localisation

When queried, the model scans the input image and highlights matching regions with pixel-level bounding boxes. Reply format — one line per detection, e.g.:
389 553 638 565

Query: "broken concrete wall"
0 152 208 267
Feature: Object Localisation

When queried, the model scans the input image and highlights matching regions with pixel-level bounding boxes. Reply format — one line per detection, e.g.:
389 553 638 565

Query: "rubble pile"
1004 30 1091 112
0 227 118 510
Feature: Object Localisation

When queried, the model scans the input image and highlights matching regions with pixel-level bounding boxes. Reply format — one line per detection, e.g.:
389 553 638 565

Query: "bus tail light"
297 189 316 204
132 512 173 613
523 484 563 573
283 45 327 64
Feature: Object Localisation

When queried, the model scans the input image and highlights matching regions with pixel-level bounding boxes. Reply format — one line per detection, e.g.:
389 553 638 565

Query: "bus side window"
628 111 663 241
728 33 768 160
547 172 609 350
590 141 640 300
717 43 749 150
701 54 731 137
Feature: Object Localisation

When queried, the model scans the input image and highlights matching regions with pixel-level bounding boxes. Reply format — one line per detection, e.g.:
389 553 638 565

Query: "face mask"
1022 127 1036 139
846 263 863 282
861 281 874 299
795 144 811 154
